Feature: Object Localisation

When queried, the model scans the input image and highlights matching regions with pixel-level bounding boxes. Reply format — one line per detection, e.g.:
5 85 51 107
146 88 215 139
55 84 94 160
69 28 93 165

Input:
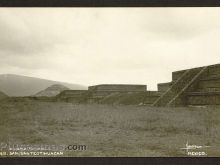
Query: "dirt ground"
0 99 219 157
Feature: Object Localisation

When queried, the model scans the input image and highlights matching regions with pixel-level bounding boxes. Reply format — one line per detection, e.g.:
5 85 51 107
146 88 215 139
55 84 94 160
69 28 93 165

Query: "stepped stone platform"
56 84 148 103
54 63 220 106
153 63 220 106
87 84 147 103
56 90 88 102
88 84 147 92
187 91 220 105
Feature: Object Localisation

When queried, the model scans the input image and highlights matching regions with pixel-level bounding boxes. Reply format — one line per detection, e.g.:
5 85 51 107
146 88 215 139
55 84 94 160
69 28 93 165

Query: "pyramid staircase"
152 66 208 107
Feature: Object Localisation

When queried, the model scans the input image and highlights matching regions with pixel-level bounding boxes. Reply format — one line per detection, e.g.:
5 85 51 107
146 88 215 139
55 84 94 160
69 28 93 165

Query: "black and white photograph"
0 7 220 157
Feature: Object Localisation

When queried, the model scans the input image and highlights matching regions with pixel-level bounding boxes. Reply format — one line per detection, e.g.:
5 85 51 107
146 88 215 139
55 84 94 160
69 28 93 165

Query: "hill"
35 84 70 97
0 91 8 100
0 74 87 96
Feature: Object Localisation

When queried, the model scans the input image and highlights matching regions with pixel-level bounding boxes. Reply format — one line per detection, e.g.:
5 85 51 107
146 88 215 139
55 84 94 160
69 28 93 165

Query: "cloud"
0 8 220 90
0 9 89 55
137 9 219 41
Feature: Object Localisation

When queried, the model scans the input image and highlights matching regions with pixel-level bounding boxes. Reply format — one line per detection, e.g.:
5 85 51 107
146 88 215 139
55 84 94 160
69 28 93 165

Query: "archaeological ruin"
55 63 220 106
154 63 220 106
88 84 147 101
56 90 88 102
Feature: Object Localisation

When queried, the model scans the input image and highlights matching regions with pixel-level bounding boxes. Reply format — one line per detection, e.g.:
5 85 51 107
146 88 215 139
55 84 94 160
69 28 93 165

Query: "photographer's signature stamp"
181 141 210 156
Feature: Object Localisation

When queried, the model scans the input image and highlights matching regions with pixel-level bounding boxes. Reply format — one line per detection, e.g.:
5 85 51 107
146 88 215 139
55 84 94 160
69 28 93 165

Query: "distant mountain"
35 84 69 97
0 74 87 96
0 91 8 100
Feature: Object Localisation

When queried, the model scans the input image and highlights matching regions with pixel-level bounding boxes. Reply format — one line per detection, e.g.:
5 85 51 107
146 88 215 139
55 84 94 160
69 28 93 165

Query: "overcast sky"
0 8 220 90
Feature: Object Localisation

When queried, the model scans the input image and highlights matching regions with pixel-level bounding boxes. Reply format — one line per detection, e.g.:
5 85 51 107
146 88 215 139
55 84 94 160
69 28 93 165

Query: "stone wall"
187 92 220 105
207 64 220 76
156 63 220 106
186 64 220 105
143 91 162 105
88 84 147 92
56 90 88 102
196 78 220 92
157 82 172 92
57 90 87 99
89 91 113 99
84 84 148 104
172 64 220 81
88 84 147 99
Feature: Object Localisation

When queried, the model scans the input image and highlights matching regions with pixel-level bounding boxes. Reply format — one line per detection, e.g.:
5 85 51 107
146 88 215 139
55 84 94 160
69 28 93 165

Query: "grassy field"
0 99 219 157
